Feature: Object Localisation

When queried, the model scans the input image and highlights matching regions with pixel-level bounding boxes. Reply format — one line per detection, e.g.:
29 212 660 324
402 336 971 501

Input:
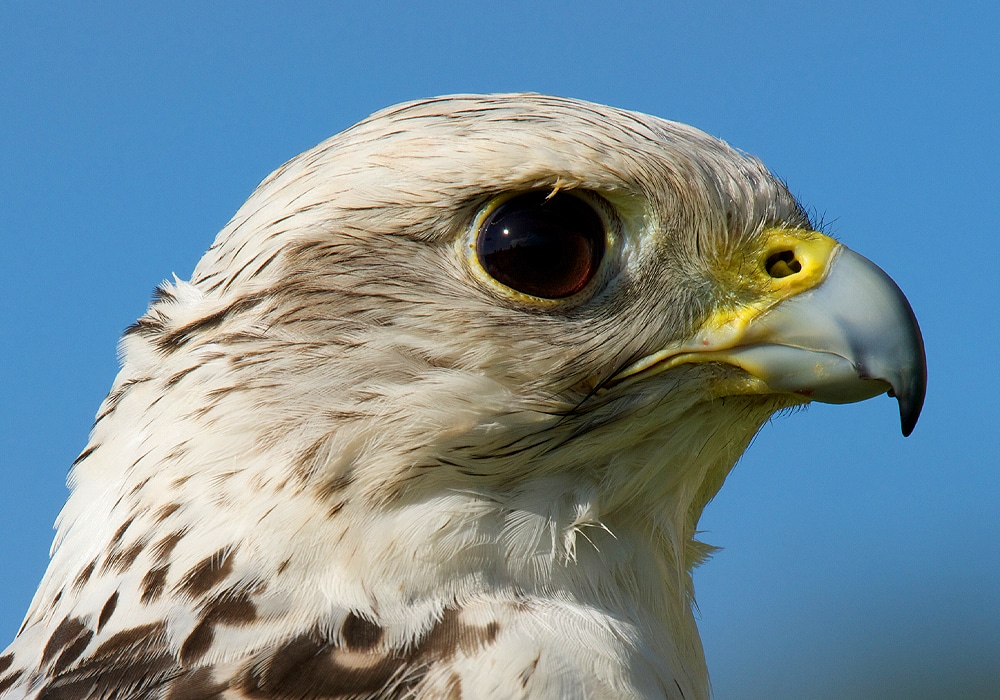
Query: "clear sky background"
1 3 996 698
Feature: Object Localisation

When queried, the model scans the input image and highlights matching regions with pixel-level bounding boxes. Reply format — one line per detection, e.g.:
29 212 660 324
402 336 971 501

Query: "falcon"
0 94 926 699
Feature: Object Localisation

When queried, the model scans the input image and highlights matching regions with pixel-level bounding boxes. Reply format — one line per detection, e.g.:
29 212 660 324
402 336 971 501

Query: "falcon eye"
476 191 606 299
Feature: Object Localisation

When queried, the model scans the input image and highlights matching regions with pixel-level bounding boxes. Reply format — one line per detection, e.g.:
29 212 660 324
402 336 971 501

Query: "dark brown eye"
476 191 606 299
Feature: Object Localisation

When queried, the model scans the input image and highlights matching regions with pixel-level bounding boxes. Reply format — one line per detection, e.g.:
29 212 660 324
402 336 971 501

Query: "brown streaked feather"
24 605 498 700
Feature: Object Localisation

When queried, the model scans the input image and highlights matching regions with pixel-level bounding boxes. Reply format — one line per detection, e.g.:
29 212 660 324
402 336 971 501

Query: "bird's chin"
701 369 814 408
599 359 806 412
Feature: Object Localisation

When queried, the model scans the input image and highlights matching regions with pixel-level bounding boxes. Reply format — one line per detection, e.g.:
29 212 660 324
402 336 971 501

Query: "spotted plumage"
2 94 925 699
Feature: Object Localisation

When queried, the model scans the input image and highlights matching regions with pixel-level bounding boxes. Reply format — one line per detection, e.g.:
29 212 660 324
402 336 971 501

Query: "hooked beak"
609 233 927 436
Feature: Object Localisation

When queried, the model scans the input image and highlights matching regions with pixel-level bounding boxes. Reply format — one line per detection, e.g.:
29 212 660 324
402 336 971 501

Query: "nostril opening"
765 250 802 278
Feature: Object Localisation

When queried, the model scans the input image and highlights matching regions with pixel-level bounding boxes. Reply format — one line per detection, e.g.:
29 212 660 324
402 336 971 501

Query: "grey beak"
731 246 927 435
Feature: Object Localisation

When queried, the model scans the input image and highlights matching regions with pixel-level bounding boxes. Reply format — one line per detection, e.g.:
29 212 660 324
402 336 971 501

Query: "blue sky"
1 2 996 697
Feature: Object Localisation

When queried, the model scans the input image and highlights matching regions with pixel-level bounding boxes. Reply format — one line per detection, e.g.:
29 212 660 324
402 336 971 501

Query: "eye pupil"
476 192 605 299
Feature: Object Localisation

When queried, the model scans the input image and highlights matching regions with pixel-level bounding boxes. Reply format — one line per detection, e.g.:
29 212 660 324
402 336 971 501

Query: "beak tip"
900 416 916 438
895 378 926 438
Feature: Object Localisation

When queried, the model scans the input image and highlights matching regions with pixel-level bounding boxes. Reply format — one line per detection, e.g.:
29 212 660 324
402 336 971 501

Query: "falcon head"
3 95 925 699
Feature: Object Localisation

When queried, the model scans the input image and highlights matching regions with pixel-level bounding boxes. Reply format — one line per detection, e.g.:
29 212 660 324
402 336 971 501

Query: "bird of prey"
0 94 925 700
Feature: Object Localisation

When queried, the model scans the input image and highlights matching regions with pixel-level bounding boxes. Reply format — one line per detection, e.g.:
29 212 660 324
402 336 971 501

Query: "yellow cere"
696 229 838 345
607 229 839 387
